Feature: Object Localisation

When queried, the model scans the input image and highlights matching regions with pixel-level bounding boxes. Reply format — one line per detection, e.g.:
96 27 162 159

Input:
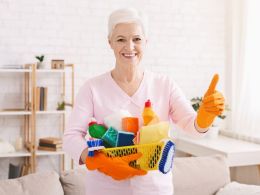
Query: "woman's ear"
108 36 113 49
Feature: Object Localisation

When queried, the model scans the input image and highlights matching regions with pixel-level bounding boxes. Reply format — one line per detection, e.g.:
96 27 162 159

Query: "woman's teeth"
123 53 136 57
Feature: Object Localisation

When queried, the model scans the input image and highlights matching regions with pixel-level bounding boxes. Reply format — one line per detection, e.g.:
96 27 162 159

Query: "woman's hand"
80 148 89 164
196 74 225 129
85 152 147 180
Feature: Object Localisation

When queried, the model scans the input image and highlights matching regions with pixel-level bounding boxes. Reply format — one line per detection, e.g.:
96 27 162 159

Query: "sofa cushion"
60 167 86 195
173 155 230 195
60 155 230 195
216 182 260 195
0 171 63 195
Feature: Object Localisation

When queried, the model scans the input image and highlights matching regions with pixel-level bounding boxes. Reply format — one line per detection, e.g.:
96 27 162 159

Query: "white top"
175 135 260 167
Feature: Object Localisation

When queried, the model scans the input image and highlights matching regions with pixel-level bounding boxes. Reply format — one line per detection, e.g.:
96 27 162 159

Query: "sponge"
139 121 170 144
101 127 118 147
116 131 135 147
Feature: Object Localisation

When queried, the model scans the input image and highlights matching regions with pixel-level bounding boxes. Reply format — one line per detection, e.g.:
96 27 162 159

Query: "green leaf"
35 55 44 62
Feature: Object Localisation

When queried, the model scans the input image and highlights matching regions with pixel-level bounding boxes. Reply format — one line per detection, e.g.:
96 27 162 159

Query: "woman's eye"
133 38 141 42
117 39 125 42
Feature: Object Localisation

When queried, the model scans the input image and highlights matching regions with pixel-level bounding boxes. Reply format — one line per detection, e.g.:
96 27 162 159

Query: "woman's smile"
109 23 147 67
121 52 137 59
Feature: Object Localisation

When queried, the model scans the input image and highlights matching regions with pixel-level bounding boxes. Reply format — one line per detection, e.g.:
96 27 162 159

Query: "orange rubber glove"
196 74 225 129
86 152 147 180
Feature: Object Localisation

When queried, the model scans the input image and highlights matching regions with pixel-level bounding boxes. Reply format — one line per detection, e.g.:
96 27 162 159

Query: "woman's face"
109 23 147 68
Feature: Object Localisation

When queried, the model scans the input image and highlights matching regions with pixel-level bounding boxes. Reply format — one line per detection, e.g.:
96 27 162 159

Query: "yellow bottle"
142 99 159 126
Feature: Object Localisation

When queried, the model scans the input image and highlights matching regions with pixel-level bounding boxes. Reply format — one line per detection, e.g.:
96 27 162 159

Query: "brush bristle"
159 140 175 174
87 139 103 157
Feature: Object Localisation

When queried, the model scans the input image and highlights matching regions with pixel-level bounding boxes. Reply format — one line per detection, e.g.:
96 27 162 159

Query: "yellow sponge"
139 121 170 144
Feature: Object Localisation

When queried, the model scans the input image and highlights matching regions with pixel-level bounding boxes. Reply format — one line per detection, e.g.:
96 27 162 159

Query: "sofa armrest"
0 171 63 195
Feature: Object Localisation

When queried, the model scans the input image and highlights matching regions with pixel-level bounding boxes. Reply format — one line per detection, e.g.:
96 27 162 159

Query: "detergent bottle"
88 118 107 139
142 99 159 126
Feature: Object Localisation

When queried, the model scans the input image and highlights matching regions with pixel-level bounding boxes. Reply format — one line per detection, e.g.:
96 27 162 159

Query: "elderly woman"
63 8 225 195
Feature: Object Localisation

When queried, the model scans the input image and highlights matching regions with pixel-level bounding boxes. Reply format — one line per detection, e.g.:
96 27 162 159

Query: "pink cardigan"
63 70 200 195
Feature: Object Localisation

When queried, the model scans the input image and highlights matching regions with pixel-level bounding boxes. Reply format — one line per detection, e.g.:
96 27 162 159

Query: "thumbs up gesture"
196 74 225 129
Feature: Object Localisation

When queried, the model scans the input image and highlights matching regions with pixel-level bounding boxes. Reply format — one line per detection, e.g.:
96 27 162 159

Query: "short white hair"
108 8 148 38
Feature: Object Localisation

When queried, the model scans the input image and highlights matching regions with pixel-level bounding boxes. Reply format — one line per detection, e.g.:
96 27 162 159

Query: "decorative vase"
37 62 45 69
205 125 220 139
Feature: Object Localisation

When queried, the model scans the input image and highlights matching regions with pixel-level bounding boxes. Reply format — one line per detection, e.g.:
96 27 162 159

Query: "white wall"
0 0 227 179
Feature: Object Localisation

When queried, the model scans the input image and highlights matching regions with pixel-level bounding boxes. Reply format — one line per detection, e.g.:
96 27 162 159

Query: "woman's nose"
125 40 135 50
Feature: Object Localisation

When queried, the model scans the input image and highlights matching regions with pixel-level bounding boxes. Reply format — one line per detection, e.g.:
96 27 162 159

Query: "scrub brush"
158 139 175 174
86 139 104 157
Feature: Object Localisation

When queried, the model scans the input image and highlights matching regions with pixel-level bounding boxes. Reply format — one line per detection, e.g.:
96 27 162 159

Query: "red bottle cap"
145 99 151 107
88 121 97 126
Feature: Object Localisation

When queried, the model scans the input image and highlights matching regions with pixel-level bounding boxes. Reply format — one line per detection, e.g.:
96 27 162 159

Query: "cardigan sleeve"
169 80 206 135
63 81 94 164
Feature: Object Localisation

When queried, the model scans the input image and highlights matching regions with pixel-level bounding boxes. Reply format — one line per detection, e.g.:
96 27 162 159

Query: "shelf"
0 63 74 173
36 110 66 115
36 69 71 73
36 150 65 156
0 149 31 158
0 111 31 116
0 69 71 73
0 69 31 73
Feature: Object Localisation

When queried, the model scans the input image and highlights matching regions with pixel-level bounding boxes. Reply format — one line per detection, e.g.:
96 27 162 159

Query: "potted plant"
191 97 229 138
56 101 65 111
35 55 45 69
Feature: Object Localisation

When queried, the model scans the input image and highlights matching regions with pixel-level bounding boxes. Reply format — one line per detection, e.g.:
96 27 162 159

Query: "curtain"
228 0 260 141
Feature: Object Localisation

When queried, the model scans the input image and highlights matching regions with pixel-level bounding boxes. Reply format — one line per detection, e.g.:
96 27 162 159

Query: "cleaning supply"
139 121 170 144
133 132 140 144
88 119 107 139
147 139 175 174
158 139 175 174
85 152 147 180
104 110 132 130
101 127 119 147
116 131 135 147
122 117 139 135
147 115 160 125
142 99 159 126
196 74 225 128
86 139 104 157
102 139 175 174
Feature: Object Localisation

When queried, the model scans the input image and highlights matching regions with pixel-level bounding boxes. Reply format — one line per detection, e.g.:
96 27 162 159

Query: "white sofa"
0 155 259 195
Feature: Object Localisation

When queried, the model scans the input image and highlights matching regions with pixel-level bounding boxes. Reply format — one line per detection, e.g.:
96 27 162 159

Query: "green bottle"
88 121 107 139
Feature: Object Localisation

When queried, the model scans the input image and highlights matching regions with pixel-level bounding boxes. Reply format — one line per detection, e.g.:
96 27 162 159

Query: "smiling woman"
63 7 225 195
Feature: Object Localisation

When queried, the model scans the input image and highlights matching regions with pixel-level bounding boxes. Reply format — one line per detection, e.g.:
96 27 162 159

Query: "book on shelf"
36 87 40 111
38 146 62 151
8 163 29 178
39 142 62 148
8 163 22 179
40 87 44 111
36 86 48 111
20 164 29 176
44 87 48 111
39 137 62 145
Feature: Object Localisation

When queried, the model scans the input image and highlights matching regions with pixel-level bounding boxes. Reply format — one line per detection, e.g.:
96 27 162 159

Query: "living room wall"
0 0 227 179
